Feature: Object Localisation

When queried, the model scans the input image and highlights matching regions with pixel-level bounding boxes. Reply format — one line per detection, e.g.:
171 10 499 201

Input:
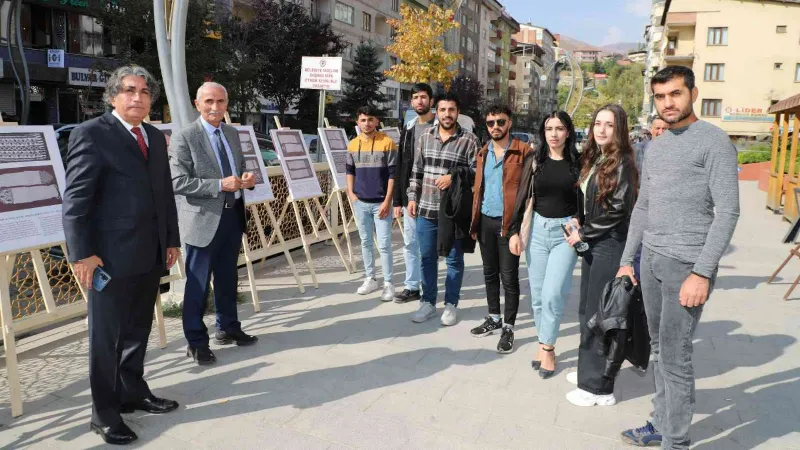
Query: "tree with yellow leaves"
385 4 461 89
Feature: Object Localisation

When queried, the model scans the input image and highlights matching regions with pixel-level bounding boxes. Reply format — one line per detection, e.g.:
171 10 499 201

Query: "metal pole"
317 89 326 162
169 0 195 126
154 0 182 125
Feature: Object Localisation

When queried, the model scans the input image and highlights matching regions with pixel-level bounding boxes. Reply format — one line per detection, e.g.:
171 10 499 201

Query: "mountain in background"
599 42 643 54
556 33 643 56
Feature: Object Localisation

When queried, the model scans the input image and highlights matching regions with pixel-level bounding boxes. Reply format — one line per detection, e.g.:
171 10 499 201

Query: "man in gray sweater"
617 66 740 449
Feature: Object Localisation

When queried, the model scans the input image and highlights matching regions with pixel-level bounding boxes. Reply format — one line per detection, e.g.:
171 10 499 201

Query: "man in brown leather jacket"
468 104 532 354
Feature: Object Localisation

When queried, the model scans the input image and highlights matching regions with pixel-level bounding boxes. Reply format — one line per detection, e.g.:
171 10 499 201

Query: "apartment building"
646 0 800 138
510 41 544 129
515 24 560 114
486 10 519 102
640 0 668 125
456 0 482 82
479 0 503 96
573 48 602 63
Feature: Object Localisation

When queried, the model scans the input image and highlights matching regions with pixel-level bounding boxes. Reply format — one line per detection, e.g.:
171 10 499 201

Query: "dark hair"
411 83 433 98
580 104 637 205
434 91 460 110
651 66 695 91
356 105 381 119
533 111 580 180
484 103 512 118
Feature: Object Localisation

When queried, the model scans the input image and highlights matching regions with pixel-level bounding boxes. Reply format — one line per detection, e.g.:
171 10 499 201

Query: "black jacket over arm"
577 158 636 243
393 122 417 208
438 166 476 256
62 112 180 278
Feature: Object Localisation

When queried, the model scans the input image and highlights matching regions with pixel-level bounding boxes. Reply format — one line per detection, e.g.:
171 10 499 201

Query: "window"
482 29 486 40
775 62 783 70
471 62 477 72
362 12 371 31
536 30 543 41
707 27 728 45
701 99 722 117
522 102 529 110
777 25 787 34
67 13 105 56
704 63 725 81
334 2 354 25
461 36 466 47
796 63 800 82
392 0 399 12
460 59 465 69
467 37 474 52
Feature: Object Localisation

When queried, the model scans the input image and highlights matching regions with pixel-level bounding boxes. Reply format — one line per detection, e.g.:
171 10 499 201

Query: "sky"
504 0 651 46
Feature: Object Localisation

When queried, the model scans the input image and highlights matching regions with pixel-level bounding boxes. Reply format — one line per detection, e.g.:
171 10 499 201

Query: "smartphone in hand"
92 266 112 291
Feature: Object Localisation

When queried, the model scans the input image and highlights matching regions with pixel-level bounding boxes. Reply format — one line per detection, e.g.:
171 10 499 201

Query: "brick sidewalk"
1 181 799 449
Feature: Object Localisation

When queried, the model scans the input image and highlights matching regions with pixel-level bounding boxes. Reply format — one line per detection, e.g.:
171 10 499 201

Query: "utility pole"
154 0 195 126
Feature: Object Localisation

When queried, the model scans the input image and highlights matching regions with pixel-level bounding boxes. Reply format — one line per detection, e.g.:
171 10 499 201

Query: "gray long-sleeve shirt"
620 120 740 278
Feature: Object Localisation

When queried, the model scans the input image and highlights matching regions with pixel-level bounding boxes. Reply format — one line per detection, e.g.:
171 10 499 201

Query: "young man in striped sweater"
347 105 397 301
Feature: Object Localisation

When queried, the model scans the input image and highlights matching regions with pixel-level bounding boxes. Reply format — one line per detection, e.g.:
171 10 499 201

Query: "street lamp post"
154 0 195 126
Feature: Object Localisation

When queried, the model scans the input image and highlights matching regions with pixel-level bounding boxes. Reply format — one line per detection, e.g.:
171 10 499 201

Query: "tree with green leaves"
446 75 484 121
248 0 347 124
215 14 264 123
339 42 389 118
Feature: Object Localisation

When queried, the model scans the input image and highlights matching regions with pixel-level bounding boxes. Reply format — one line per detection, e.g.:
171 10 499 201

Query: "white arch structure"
154 0 195 126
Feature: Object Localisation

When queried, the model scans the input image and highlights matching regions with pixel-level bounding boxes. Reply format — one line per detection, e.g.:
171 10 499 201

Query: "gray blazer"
169 118 247 247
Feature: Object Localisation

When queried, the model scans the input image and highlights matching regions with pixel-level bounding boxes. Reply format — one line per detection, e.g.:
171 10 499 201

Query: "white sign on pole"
0 126 67 253
234 125 275 204
47 49 64 68
317 127 350 191
300 57 343 91
270 129 323 201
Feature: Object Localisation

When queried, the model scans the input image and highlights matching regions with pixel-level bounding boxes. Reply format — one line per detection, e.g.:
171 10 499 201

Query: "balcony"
496 29 504 40
510 38 518 47
488 81 500 91
495 46 502 57
664 49 694 63
509 70 516 81
665 12 696 27
509 54 517 65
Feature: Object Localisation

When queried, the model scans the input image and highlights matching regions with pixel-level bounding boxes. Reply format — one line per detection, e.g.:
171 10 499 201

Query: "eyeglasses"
485 119 508 128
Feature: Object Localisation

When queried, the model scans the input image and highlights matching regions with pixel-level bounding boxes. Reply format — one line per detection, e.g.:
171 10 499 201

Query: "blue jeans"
417 217 464 306
353 200 393 282
402 207 420 291
525 213 578 346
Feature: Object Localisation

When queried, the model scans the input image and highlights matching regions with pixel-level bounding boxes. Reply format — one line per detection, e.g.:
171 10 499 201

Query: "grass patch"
162 289 249 318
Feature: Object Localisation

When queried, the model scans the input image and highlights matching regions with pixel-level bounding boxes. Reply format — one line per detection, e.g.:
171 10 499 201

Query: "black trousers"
183 204 244 347
88 263 163 427
577 235 625 395
478 215 521 325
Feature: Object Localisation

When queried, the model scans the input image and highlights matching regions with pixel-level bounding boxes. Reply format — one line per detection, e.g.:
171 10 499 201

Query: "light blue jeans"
402 207 420 291
353 200 393 282
525 213 578 346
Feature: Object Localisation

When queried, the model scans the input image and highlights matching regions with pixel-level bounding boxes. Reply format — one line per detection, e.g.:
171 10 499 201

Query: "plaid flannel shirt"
407 124 479 220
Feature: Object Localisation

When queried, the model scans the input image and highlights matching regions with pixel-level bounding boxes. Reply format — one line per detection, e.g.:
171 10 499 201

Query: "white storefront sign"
68 67 111 87
300 57 343 91
47 49 64 68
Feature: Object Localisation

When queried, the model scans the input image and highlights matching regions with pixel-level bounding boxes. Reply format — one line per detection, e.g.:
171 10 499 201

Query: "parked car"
53 124 79 162
304 134 327 163
253 131 279 166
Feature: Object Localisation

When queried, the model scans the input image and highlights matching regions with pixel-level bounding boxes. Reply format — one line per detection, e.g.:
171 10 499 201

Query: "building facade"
645 0 800 138
640 0 668 125
456 0 481 82
515 24 559 115
487 10 519 102
0 0 121 124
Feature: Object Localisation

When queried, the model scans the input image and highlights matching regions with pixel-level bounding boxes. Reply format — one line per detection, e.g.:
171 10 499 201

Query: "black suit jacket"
62 112 180 278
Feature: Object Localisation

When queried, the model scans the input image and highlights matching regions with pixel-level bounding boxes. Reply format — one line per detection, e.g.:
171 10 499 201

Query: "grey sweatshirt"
620 120 740 278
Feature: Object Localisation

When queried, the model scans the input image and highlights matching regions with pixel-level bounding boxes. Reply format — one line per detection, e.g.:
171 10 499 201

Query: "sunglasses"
485 119 508 128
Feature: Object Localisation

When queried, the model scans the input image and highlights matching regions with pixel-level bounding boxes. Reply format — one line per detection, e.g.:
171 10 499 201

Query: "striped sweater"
346 132 397 203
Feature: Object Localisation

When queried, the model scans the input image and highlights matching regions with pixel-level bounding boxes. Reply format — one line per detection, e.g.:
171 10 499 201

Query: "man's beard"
415 106 430 115
440 118 456 130
659 105 693 124
491 129 509 141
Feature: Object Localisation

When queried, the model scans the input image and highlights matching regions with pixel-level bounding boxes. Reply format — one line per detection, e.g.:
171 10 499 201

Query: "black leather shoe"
215 329 258 346
121 395 179 414
187 345 216 365
90 421 138 445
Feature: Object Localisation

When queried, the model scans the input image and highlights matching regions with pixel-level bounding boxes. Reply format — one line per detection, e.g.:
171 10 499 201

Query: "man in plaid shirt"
407 92 479 326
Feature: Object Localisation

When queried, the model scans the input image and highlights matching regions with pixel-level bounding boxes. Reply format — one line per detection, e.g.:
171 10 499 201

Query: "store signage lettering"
722 106 773 123
68 68 111 87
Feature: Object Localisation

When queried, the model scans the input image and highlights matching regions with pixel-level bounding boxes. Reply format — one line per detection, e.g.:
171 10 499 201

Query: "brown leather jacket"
469 138 533 237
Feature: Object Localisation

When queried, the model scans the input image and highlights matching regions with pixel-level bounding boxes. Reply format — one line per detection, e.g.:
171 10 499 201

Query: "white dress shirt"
112 110 149 147
200 117 241 199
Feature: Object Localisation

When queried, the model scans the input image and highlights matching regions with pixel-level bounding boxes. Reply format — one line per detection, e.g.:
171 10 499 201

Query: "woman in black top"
508 111 581 379
563 104 637 406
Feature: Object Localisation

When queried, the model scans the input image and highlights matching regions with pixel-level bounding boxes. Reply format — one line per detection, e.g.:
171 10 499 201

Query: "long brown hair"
579 104 637 205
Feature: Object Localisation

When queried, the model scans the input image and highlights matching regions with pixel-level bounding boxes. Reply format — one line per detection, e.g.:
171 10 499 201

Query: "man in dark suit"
169 82 258 367
62 65 181 445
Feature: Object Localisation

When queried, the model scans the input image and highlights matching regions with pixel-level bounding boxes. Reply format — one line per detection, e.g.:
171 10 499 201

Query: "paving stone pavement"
1 181 799 449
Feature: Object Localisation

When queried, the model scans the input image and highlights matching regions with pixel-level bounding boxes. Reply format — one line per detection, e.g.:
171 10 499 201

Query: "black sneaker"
497 327 514 354
394 289 421 303
470 317 502 337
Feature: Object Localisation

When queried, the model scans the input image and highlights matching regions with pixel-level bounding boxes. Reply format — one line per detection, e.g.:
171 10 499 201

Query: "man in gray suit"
169 82 258 366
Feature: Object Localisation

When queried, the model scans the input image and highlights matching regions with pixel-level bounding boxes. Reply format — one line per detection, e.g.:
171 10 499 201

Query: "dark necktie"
131 127 148 160
213 129 236 207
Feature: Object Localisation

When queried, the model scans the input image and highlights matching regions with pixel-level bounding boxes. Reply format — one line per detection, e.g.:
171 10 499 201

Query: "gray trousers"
640 247 715 450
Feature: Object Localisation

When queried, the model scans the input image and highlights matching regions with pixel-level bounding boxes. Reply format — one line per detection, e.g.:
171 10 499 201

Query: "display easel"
272 119 353 287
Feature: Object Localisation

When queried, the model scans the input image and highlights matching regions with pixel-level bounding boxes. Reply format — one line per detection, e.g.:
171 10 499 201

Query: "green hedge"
738 151 771 164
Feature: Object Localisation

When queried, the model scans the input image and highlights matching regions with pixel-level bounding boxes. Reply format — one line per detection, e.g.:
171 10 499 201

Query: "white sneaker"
411 302 437 323
380 283 396 302
440 304 458 326
357 278 380 295
565 388 617 407
566 371 578 385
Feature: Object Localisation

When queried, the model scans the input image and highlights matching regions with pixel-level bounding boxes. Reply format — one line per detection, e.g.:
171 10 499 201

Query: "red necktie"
131 127 149 160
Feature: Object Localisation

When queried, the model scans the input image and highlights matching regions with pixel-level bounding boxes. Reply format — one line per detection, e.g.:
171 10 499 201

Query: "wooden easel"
272 118 353 285
768 244 800 300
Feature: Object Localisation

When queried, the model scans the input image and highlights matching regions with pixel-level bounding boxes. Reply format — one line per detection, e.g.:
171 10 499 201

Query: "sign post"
300 56 343 132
